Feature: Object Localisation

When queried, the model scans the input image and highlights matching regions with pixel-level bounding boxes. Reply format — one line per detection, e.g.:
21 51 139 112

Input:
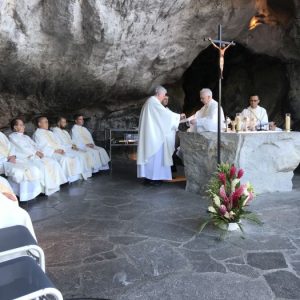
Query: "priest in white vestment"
0 132 42 202
188 88 225 133
0 176 18 202
137 86 184 182
241 95 268 128
52 117 93 178
32 116 86 183
0 176 36 240
9 118 67 196
71 114 110 172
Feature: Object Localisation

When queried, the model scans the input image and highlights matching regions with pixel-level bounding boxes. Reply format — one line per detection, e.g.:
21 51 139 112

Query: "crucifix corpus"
204 24 235 164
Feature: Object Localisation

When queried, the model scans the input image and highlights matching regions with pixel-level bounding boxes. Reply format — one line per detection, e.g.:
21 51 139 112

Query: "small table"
105 128 138 170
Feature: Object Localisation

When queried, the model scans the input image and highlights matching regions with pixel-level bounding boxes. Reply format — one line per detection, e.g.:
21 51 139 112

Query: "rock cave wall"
0 0 299 134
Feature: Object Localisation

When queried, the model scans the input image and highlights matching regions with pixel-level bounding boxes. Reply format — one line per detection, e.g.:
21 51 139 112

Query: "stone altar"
179 131 300 194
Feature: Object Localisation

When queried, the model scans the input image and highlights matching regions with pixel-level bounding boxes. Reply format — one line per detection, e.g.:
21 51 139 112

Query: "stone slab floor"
27 161 300 300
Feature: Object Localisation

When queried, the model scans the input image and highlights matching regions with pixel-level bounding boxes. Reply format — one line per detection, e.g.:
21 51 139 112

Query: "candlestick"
285 113 291 132
235 113 241 132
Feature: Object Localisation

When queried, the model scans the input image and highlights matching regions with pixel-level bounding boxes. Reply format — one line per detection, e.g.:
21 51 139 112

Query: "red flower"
218 173 226 185
237 169 244 179
232 185 245 207
229 165 236 179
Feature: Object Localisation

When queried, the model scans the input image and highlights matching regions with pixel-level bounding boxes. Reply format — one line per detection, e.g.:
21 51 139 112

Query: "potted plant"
200 163 262 234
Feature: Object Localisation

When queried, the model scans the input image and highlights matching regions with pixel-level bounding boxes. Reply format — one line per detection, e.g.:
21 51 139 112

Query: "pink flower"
230 165 236 179
219 205 227 216
237 169 244 179
219 185 227 199
218 173 226 185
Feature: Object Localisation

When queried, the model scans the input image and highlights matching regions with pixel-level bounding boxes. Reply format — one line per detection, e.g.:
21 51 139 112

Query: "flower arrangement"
200 163 262 233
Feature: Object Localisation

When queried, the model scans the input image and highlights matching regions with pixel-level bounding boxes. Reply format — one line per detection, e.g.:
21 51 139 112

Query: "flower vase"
228 222 240 231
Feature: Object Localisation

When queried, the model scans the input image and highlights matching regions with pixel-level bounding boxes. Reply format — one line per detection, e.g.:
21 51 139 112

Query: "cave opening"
182 43 290 127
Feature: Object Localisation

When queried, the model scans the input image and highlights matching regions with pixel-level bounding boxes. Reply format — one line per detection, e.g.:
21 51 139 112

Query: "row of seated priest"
0 114 110 202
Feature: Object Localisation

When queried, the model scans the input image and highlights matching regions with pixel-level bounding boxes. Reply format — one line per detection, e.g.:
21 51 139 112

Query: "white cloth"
137 96 180 168
52 127 93 177
32 128 85 182
0 132 42 201
241 105 268 126
9 132 67 195
71 124 110 171
0 192 36 240
137 145 172 180
0 176 14 195
188 99 225 133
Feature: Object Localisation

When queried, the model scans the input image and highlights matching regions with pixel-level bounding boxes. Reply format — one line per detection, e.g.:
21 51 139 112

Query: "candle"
235 113 241 132
285 113 291 132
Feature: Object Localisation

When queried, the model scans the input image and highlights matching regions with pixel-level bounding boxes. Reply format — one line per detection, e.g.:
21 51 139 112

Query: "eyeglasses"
250 100 259 102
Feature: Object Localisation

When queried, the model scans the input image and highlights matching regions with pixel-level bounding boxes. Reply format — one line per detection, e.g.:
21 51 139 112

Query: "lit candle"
285 113 291 132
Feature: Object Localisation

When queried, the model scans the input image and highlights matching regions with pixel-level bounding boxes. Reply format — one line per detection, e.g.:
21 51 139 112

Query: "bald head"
37 116 49 129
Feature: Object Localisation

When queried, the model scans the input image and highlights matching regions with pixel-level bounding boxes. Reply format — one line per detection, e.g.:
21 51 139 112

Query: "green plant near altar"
199 163 262 234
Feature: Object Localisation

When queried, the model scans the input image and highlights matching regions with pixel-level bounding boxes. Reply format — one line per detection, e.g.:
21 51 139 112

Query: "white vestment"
188 99 225 133
32 128 85 183
9 132 67 195
0 191 36 240
137 96 180 180
241 105 268 126
52 127 93 178
0 132 42 202
71 124 110 172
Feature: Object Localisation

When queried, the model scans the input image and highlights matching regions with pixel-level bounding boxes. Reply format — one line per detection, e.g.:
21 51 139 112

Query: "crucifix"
204 25 235 164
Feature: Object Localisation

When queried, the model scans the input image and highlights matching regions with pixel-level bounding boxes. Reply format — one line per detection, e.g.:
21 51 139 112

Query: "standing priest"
137 86 185 184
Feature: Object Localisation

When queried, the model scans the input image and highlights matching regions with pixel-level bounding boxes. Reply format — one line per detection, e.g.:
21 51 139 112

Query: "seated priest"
0 175 18 202
52 117 93 178
0 131 42 202
240 95 268 128
188 88 225 132
0 176 36 240
137 86 185 184
9 118 67 196
71 114 110 172
33 116 87 183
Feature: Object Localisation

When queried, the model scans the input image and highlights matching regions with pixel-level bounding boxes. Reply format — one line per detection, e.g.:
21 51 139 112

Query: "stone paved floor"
27 161 300 300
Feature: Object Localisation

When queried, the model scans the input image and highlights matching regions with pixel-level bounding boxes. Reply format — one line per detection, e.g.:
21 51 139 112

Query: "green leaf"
198 219 211 233
241 212 263 225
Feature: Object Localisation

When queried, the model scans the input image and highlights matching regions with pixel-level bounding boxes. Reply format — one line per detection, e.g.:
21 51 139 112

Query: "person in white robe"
240 95 268 129
0 176 36 239
188 88 225 133
0 176 37 266
0 175 18 202
52 117 93 178
9 118 67 196
32 116 86 183
137 86 185 182
0 132 42 202
71 114 110 172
